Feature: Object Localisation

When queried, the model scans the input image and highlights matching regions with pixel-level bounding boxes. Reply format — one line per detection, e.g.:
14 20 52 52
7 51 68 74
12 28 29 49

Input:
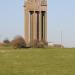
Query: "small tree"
3 39 10 44
11 36 26 48
3 39 10 47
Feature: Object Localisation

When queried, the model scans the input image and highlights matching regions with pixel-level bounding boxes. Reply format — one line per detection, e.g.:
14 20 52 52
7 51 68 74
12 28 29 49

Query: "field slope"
0 48 75 75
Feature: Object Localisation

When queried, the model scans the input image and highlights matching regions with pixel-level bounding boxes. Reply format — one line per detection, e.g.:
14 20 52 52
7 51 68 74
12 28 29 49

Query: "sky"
0 0 75 47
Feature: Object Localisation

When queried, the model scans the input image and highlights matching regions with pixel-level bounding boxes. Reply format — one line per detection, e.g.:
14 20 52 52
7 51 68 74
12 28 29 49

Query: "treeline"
0 36 64 49
0 36 48 48
0 36 26 48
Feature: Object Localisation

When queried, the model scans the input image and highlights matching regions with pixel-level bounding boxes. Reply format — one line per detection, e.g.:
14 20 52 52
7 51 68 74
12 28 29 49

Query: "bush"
3 39 10 44
3 39 11 47
37 40 48 48
11 36 26 48
32 40 48 48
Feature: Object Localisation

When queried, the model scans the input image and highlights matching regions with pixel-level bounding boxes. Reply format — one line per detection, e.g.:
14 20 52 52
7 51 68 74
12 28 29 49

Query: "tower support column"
39 12 42 41
30 11 33 45
25 10 30 45
45 12 47 41
33 11 37 41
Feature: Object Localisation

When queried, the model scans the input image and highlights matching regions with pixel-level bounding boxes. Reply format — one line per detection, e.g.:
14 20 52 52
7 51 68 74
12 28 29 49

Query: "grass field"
0 48 75 75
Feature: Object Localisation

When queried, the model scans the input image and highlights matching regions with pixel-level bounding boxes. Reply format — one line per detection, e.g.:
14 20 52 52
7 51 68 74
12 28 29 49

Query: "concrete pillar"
36 12 39 41
45 12 47 41
30 11 33 44
33 11 37 41
41 11 44 41
25 10 30 45
39 12 42 41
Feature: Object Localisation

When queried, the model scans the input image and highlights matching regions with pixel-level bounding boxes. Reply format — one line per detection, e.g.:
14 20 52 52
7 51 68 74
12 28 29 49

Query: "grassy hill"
0 48 75 75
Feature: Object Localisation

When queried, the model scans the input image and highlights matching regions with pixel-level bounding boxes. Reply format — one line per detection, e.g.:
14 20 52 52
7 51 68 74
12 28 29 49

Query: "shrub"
3 39 10 44
3 39 11 47
37 40 48 48
32 40 48 48
11 36 26 48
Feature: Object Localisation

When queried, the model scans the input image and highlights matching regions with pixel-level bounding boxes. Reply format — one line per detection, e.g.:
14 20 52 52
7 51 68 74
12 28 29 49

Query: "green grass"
0 48 75 75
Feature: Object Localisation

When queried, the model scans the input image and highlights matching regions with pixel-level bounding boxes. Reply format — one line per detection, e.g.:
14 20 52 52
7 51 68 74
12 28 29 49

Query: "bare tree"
11 36 26 48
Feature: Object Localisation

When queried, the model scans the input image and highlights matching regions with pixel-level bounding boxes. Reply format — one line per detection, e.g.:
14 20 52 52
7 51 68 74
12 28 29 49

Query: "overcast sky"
0 0 75 47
